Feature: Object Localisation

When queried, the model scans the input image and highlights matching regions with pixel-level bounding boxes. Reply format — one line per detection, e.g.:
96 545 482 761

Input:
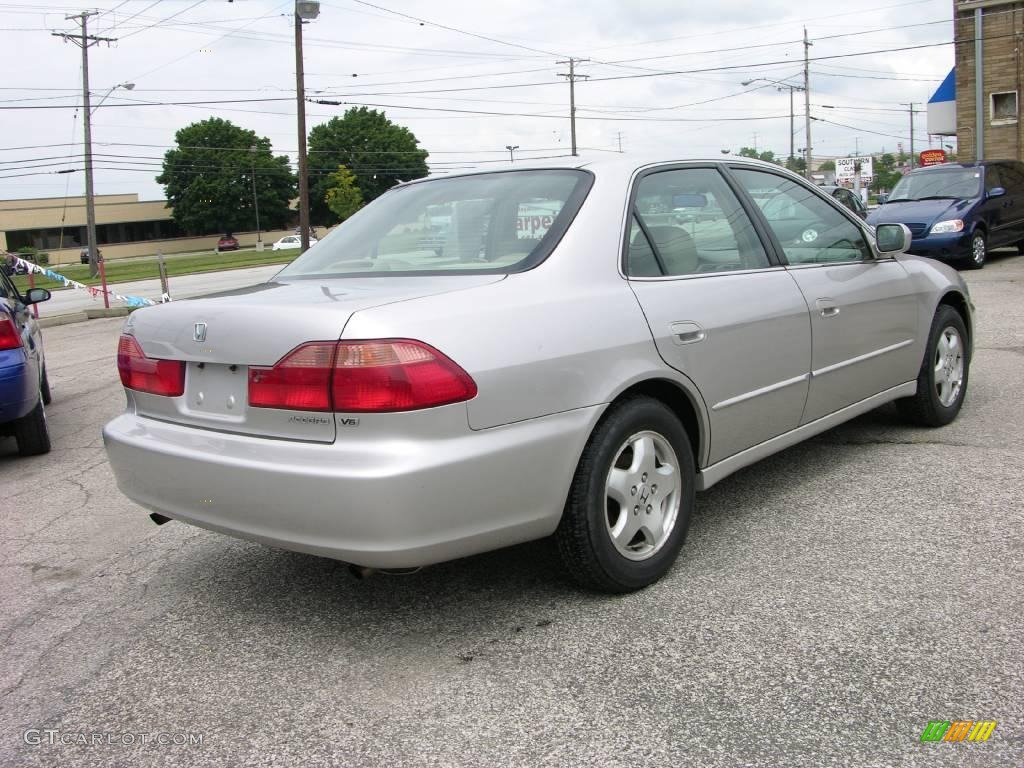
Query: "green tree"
324 165 364 222
307 107 429 225
157 118 296 236
737 147 779 164
785 156 807 173
819 160 836 171
871 153 902 193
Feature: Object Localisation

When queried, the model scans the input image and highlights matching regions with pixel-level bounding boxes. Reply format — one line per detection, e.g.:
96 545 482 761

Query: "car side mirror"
987 186 1006 199
875 223 912 256
23 287 51 305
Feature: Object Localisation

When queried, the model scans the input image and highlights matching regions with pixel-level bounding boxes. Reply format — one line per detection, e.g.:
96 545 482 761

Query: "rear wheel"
556 396 695 593
897 305 969 427
40 366 52 405
963 230 986 270
14 393 51 456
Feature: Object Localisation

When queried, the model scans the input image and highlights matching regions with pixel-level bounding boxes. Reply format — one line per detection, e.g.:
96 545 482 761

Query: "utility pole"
295 2 320 253
52 13 115 303
901 102 920 169
616 131 624 153
557 58 589 157
803 27 813 181
250 144 262 250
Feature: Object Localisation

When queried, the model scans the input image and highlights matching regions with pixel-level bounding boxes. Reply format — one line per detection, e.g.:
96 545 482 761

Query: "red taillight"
248 339 477 413
248 342 336 411
117 335 185 397
0 316 22 351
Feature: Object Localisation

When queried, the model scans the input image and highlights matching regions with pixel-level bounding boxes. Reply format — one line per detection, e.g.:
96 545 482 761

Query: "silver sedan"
103 157 973 592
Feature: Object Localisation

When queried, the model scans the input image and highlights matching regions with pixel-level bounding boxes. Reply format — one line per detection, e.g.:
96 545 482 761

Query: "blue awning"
929 68 955 104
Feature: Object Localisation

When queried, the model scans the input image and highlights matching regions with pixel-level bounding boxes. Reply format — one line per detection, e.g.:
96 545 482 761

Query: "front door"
730 167 921 423
625 166 812 465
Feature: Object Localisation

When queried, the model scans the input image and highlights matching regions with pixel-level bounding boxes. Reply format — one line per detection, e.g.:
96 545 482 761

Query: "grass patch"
12 249 293 293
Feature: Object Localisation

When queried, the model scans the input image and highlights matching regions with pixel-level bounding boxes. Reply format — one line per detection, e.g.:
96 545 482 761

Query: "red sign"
919 149 947 166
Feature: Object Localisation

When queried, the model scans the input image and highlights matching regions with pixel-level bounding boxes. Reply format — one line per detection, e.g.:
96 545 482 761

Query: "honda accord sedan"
103 157 973 592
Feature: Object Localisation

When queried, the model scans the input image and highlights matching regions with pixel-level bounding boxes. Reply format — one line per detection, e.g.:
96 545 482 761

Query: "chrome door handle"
815 298 840 318
669 321 706 345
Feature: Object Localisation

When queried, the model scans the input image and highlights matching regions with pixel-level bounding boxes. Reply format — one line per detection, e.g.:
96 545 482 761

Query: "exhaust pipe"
348 564 377 580
149 513 172 526
347 565 423 580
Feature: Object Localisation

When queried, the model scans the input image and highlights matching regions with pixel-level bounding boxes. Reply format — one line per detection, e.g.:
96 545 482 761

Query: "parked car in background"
104 157 973 593
866 160 1024 269
0 268 52 456
2 253 29 277
820 185 868 219
80 247 102 265
272 235 317 251
217 235 240 252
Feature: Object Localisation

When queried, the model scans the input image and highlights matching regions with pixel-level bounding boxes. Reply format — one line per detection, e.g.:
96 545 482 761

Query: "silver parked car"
103 157 973 592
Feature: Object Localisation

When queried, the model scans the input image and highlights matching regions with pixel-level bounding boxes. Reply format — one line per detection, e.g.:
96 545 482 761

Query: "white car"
272 235 317 251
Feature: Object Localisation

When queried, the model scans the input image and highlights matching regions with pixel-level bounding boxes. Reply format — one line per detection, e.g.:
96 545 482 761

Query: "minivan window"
277 170 592 278
984 166 1003 192
889 168 982 201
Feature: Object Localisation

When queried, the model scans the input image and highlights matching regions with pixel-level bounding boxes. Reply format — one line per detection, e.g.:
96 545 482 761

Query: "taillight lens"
332 340 477 412
248 339 477 413
248 342 336 411
0 316 22 351
117 335 185 397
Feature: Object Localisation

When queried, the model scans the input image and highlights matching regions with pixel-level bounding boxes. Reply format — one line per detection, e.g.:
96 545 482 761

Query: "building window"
991 91 1018 124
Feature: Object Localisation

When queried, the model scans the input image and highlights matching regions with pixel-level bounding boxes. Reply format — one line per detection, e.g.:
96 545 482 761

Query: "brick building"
955 0 1024 160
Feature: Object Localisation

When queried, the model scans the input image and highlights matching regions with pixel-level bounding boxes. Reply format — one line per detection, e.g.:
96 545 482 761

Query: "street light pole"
250 144 262 250
506 144 519 163
295 2 319 254
741 77 805 167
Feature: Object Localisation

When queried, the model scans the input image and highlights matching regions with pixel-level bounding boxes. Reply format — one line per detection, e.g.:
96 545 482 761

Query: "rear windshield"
889 168 982 201
277 169 593 278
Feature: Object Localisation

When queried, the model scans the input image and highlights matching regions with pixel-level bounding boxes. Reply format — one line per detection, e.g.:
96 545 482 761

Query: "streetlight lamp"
506 144 519 163
249 144 262 251
295 1 319 253
741 77 805 168
91 81 134 115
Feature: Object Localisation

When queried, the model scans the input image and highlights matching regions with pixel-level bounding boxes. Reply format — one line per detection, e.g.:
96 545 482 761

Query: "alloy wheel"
604 430 681 561
934 326 964 407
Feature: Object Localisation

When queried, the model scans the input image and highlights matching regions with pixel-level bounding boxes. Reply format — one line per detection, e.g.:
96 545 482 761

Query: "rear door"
730 167 920 424
625 165 811 465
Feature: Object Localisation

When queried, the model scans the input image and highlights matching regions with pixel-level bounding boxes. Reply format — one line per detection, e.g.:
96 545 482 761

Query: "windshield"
277 170 593 278
889 168 982 201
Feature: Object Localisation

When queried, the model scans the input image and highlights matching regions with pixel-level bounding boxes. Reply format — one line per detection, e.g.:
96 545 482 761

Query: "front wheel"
897 305 969 427
963 230 986 270
556 396 696 593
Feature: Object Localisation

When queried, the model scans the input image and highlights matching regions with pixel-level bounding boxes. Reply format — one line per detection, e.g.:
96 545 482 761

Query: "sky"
0 0 957 203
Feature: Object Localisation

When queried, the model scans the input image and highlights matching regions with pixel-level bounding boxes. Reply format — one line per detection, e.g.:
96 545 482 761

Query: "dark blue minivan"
866 160 1024 269
0 266 52 456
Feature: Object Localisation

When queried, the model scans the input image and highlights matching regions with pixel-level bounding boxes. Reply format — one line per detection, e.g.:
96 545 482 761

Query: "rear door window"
627 167 769 276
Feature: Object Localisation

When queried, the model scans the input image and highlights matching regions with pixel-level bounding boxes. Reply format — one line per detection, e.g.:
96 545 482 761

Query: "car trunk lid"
124 276 502 442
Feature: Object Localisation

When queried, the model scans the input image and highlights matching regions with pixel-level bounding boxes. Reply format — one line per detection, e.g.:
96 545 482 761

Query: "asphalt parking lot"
1 253 1022 767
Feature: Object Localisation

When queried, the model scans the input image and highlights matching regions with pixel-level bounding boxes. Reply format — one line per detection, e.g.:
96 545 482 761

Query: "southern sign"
835 156 874 182
919 149 947 166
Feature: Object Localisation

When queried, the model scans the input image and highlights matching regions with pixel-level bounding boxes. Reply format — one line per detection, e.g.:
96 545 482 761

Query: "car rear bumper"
907 231 972 262
0 350 34 424
102 405 601 568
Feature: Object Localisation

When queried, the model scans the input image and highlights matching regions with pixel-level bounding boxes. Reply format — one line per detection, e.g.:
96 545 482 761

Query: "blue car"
866 160 1024 269
0 269 52 456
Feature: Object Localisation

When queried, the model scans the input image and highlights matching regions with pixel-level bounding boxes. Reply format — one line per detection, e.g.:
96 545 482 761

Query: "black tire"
897 305 970 427
556 396 696 593
40 366 52 406
14 395 51 456
963 230 986 270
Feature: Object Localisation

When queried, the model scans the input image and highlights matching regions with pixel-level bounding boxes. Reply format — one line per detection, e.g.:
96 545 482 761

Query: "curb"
38 312 90 328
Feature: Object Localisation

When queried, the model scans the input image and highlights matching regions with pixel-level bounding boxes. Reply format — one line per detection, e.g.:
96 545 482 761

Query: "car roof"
407 154 809 185
908 160 1022 173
